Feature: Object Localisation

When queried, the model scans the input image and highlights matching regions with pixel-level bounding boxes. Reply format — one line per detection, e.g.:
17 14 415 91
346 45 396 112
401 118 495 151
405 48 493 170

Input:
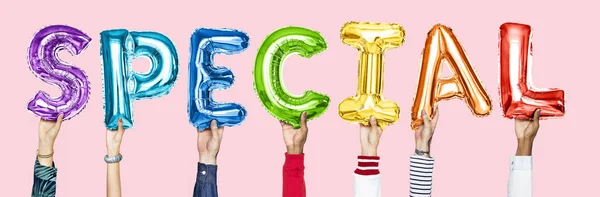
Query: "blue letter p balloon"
188 28 249 131
101 29 179 130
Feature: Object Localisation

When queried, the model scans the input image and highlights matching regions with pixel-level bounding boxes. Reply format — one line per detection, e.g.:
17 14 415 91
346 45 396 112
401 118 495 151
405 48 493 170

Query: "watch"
414 149 429 156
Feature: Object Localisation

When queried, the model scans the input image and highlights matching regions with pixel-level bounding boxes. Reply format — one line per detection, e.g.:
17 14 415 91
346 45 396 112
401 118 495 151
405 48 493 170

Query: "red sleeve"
283 153 306 197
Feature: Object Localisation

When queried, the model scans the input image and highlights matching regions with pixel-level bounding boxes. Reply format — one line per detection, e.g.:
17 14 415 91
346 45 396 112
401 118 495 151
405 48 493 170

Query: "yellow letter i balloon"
338 22 404 130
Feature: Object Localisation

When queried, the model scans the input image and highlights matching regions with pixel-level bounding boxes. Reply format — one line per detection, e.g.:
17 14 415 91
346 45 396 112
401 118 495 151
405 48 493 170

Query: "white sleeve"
410 155 435 197
508 156 533 197
354 156 381 197
354 174 381 197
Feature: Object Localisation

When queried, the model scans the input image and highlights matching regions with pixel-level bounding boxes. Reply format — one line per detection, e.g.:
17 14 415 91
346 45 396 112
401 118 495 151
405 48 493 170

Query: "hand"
359 116 383 156
38 114 64 166
197 120 224 165
414 108 439 158
106 118 126 157
281 112 308 154
515 109 541 156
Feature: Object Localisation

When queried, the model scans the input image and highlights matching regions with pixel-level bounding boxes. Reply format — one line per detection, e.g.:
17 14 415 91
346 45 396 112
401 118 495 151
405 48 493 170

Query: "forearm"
283 153 306 197
354 156 381 197
106 148 121 197
106 163 121 197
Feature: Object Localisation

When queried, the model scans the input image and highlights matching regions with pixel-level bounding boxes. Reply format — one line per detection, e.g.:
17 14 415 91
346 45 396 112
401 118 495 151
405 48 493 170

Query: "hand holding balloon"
515 109 541 156
281 112 308 154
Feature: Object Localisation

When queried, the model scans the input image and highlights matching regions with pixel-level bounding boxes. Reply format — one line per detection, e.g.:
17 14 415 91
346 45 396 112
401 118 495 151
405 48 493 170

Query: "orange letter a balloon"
411 24 492 130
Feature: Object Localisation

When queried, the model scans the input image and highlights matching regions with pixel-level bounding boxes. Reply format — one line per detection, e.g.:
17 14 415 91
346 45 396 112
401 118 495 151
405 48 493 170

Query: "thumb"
210 120 219 136
53 114 64 132
532 109 541 125
300 112 308 129
421 110 431 128
369 116 378 130
117 118 125 132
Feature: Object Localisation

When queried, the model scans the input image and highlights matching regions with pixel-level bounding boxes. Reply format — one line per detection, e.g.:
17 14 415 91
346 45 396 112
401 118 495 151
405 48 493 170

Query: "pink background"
1 0 597 196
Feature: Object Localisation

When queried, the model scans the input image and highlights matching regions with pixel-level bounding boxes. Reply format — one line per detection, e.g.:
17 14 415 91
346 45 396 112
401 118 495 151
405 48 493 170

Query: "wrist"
286 145 304 154
361 147 378 156
199 155 217 165
107 149 120 157
516 140 533 156
415 141 430 152
38 145 54 154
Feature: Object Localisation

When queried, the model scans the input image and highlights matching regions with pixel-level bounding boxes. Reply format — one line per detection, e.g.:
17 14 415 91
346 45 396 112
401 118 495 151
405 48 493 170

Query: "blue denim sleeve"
32 159 57 197
193 162 218 197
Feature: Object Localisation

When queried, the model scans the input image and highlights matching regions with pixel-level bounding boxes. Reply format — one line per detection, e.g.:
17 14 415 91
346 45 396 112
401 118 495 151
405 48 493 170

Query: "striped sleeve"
32 159 57 197
354 156 381 197
409 155 434 197
355 156 380 175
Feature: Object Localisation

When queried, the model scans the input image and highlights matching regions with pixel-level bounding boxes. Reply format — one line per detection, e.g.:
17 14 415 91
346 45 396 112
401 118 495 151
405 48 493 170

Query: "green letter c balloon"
254 27 330 128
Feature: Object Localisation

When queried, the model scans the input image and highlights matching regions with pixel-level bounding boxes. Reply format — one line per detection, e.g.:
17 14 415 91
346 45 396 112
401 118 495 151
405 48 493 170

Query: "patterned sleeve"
32 159 57 197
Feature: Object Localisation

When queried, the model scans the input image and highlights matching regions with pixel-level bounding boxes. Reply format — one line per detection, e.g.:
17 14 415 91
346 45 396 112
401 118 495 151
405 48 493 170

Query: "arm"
32 114 64 197
193 120 224 197
354 117 382 197
106 119 125 197
410 109 439 197
508 109 540 197
282 112 308 197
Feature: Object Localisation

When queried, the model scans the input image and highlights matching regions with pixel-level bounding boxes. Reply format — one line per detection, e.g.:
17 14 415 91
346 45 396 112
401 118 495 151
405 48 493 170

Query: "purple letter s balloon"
27 25 92 121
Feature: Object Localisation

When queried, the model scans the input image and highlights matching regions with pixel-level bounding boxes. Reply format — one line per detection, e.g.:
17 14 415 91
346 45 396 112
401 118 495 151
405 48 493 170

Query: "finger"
431 107 440 126
279 120 286 126
117 118 125 132
210 120 219 135
300 112 308 129
52 114 64 131
369 116 378 130
532 108 541 125
421 110 431 128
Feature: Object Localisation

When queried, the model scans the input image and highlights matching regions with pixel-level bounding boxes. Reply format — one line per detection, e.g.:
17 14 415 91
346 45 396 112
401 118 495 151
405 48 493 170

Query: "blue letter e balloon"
188 28 249 131
101 29 179 130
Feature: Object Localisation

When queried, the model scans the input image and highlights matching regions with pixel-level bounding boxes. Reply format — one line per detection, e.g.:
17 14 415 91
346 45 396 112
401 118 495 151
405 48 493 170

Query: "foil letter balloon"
499 23 565 119
189 28 249 131
101 29 179 130
338 22 403 130
27 25 91 121
254 27 330 128
411 24 492 130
